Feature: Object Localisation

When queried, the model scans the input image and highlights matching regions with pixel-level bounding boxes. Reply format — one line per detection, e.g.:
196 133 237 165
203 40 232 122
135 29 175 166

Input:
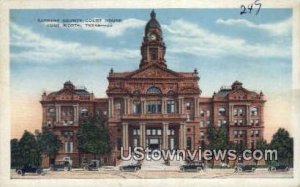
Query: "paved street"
11 168 293 179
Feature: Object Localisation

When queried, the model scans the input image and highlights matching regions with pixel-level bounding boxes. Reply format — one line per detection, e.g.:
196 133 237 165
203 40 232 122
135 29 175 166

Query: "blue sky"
10 9 292 97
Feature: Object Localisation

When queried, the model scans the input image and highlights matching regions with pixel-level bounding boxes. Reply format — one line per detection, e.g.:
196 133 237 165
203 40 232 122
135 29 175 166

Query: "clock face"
148 33 157 41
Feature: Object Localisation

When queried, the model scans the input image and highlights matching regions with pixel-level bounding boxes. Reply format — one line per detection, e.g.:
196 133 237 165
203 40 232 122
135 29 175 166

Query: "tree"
269 128 293 166
77 117 110 160
36 130 61 162
11 139 22 168
206 124 229 167
18 130 40 166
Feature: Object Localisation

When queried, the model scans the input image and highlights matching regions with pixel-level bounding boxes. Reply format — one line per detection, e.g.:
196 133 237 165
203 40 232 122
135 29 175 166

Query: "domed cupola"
145 10 162 35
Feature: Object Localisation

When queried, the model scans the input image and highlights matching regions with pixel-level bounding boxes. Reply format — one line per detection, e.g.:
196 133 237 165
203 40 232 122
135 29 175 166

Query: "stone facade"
40 10 265 167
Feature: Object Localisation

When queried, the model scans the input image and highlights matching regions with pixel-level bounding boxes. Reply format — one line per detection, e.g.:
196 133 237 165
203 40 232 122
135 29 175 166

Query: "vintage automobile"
234 164 256 172
268 164 290 172
15 164 43 176
50 157 72 171
180 161 205 172
84 160 101 171
119 163 142 172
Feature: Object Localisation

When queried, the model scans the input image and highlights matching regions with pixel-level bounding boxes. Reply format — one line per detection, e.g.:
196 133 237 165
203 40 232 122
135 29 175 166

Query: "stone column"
228 104 233 126
139 123 146 148
122 123 129 151
179 123 186 149
162 123 169 150
246 105 250 126
73 105 79 123
178 97 183 114
124 97 127 115
55 105 61 123
141 98 145 114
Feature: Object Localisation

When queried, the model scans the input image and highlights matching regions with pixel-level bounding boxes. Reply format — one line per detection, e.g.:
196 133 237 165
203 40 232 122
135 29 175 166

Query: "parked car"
15 164 43 176
234 164 256 172
180 161 205 172
50 157 72 171
84 160 101 171
268 164 290 172
119 163 141 172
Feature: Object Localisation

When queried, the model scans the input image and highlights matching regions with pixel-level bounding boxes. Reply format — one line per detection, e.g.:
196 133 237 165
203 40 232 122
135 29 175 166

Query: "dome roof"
145 10 161 33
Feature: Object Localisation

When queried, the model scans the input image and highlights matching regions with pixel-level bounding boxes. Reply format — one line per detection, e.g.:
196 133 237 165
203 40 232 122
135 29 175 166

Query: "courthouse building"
40 11 265 167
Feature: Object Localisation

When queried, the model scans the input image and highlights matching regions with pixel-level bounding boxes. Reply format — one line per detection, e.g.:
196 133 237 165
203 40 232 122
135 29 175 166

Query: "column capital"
122 122 128 126
162 122 168 125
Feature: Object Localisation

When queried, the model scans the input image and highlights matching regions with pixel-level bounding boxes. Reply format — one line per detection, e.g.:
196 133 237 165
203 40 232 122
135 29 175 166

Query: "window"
117 138 122 150
222 120 227 125
168 129 175 135
233 109 238 116
218 107 226 116
200 131 205 139
157 129 162 135
81 108 88 117
200 110 204 117
234 120 238 126
238 108 243 116
239 119 243 126
152 129 156 135
48 108 55 115
255 130 259 137
146 129 151 135
186 102 191 110
255 119 259 126
206 110 210 117
115 102 121 110
200 121 204 128
133 101 141 114
187 137 192 150
167 100 176 113
186 114 191 122
63 120 68 126
250 120 254 126
217 120 222 127
251 107 258 116
146 101 162 113
206 120 211 127
147 86 161 94
133 138 138 147
133 129 140 136
64 142 73 153
250 130 254 137
234 130 238 138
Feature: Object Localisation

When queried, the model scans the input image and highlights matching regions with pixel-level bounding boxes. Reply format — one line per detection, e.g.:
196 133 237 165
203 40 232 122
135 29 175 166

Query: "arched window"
167 90 176 97
218 107 226 116
147 86 161 94
251 107 258 116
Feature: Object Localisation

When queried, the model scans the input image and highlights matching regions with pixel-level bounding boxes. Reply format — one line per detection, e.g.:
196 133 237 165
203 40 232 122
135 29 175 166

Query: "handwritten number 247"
240 0 261 15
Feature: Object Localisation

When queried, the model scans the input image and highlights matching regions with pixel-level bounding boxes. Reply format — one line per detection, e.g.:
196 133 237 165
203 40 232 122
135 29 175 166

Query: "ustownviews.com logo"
121 147 278 161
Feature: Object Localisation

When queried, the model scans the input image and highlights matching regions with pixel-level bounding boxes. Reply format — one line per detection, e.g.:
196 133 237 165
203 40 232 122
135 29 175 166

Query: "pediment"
228 88 256 99
128 65 180 79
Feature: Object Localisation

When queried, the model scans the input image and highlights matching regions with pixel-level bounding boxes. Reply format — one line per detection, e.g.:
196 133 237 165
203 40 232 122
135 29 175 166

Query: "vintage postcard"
0 0 300 187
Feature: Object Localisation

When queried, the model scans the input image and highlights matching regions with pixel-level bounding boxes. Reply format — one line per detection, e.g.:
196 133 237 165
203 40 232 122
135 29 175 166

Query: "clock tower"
139 10 167 68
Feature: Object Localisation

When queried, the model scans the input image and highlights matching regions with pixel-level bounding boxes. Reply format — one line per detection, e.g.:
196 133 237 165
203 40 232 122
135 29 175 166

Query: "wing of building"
40 10 266 167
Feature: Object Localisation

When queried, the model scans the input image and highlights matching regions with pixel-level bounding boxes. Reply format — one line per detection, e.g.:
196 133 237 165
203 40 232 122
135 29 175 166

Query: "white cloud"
163 19 291 59
10 22 139 63
40 18 146 38
216 17 292 36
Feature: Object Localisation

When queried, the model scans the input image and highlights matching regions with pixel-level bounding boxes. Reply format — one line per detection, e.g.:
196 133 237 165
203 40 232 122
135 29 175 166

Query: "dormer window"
218 107 226 116
251 107 258 116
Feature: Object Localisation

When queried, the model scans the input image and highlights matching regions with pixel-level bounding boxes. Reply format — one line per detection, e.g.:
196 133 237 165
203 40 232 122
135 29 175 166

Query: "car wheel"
16 170 23 175
197 167 202 172
271 167 276 172
36 169 42 175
